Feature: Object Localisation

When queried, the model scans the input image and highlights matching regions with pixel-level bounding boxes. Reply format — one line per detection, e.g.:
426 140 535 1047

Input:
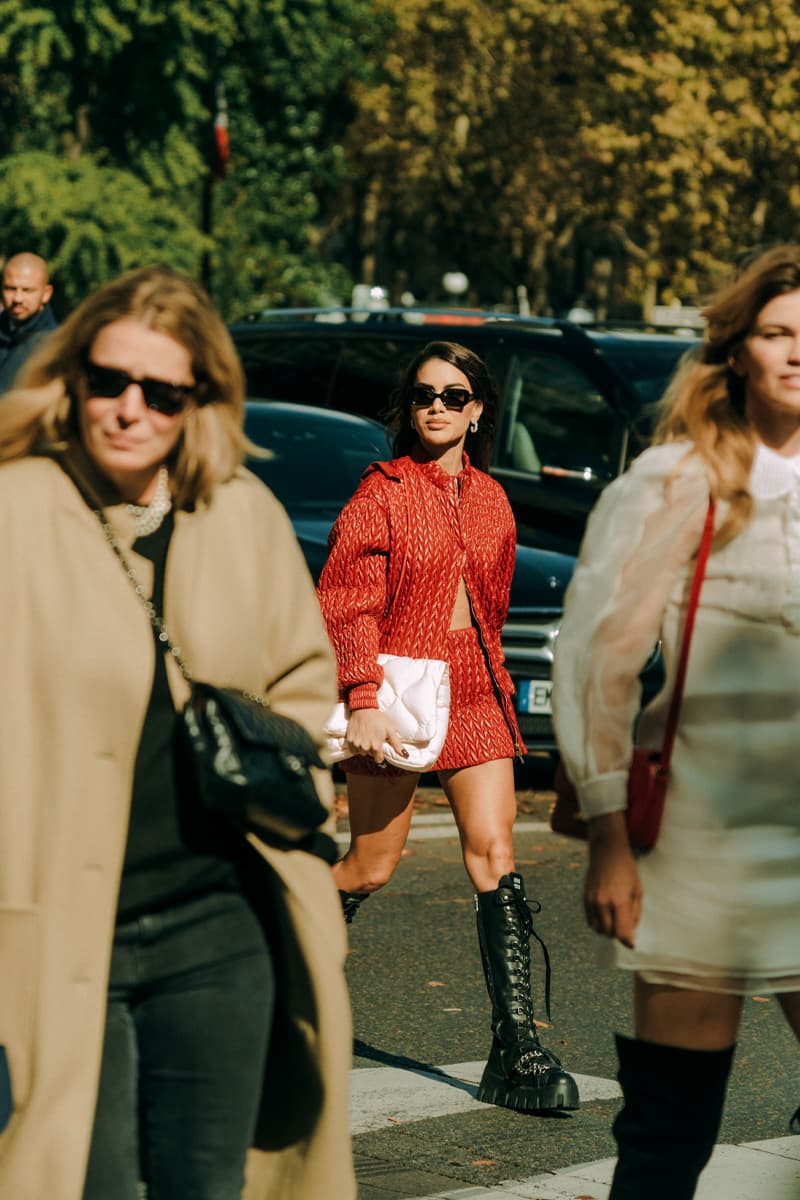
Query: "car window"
493 352 617 483
239 336 341 407
328 338 416 420
245 408 389 512
599 340 698 442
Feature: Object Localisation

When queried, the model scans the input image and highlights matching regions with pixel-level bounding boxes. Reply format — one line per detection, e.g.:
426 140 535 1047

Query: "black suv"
230 307 699 554
233 308 692 764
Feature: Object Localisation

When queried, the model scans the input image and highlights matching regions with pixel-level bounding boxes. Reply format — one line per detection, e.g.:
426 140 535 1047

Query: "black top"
115 512 239 924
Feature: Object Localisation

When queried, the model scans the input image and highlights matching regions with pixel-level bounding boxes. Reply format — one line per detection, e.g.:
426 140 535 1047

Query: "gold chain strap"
90 500 194 684
91 502 270 709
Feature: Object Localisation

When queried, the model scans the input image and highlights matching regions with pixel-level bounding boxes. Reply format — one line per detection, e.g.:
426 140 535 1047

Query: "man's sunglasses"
410 384 474 410
83 360 196 417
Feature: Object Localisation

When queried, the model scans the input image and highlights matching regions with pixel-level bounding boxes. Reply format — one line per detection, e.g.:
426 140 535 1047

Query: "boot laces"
500 887 552 1023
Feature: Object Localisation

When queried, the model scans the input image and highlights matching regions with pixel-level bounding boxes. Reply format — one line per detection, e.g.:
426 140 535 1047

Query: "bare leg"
332 770 420 894
438 758 517 891
634 976 743 1049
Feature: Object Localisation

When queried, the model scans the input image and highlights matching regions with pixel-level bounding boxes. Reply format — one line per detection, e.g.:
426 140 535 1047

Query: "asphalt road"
339 783 799 1199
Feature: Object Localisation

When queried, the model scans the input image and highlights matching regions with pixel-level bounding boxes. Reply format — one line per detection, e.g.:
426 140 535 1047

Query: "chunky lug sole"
476 1044 580 1112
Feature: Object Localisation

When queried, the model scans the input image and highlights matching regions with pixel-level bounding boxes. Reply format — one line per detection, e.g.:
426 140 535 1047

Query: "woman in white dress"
552 244 800 1199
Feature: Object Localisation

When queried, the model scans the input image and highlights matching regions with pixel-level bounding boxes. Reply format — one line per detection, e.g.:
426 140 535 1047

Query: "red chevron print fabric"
317 453 525 771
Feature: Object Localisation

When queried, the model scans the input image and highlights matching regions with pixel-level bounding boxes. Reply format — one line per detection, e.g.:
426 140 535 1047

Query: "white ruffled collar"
750 442 800 500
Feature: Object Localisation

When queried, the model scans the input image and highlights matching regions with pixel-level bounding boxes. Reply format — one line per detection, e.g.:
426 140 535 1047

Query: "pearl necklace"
126 466 172 538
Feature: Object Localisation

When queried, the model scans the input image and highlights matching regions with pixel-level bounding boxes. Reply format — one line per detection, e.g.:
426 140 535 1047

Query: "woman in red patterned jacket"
317 341 578 1114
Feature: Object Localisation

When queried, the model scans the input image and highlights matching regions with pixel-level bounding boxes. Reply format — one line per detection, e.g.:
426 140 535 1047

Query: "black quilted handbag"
180 682 328 845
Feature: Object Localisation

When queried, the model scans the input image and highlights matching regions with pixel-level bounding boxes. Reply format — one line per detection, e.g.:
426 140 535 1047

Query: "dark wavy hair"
383 340 499 471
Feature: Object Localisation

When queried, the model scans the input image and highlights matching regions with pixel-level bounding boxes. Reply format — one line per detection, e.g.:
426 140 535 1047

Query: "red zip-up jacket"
317 453 523 752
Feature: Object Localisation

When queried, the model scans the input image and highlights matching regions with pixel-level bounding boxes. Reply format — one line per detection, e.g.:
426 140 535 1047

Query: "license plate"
516 680 552 715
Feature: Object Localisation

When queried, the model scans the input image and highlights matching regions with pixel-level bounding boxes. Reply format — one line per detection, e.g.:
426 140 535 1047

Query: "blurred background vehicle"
232 308 699 555
244 401 390 579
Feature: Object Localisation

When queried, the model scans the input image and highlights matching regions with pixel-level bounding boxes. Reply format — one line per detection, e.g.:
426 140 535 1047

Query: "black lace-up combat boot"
475 872 579 1112
339 890 370 925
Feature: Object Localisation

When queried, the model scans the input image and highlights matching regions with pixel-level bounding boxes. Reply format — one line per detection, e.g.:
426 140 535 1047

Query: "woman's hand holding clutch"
345 709 409 766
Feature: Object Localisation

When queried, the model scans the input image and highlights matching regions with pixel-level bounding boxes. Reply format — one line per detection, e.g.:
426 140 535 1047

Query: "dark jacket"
0 305 58 393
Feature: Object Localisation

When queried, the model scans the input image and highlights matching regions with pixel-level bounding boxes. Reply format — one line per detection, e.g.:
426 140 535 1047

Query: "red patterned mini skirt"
341 627 523 777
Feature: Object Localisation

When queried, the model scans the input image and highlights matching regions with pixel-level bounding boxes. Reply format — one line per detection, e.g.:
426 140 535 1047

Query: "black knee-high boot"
609 1034 735 1199
475 872 579 1112
339 890 369 925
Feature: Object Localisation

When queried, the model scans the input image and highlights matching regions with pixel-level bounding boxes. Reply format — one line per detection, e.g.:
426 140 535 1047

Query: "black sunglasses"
84 360 196 417
411 383 474 410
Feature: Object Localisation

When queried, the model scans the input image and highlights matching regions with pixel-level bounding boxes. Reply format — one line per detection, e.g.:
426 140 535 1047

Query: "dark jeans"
82 890 274 1200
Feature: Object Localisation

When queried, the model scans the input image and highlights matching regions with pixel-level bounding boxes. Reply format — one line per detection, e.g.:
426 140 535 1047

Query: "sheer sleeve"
316 474 391 709
551 443 710 819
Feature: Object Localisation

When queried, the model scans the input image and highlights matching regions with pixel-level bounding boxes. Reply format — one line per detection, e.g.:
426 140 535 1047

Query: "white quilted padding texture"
325 653 451 770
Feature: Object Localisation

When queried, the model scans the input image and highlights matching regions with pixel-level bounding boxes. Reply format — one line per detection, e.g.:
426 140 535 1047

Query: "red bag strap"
659 497 716 768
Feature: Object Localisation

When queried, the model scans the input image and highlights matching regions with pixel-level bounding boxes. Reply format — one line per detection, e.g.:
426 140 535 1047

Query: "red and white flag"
212 79 230 179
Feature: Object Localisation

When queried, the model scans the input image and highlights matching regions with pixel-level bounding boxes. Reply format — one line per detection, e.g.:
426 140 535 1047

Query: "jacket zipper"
452 475 523 760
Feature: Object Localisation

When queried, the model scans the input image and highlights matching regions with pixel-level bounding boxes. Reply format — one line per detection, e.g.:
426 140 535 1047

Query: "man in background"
0 252 58 392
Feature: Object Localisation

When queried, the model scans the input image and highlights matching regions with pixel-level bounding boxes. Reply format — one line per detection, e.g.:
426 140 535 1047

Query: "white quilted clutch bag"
324 653 451 771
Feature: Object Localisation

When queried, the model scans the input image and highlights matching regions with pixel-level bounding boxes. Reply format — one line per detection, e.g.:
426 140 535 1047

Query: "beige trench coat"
0 453 355 1200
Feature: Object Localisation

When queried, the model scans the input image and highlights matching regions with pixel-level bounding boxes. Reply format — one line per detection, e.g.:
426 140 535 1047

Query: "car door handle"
541 464 597 482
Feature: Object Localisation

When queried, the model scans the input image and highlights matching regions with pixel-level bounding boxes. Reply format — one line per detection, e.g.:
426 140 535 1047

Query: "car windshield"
598 338 699 433
244 404 390 512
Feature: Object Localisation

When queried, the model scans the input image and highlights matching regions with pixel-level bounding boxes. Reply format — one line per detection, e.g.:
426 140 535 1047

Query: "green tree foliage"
209 0 384 317
2 0 800 317
0 0 377 314
0 152 207 311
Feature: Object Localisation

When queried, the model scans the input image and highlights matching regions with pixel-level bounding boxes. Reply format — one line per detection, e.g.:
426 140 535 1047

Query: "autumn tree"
336 0 800 316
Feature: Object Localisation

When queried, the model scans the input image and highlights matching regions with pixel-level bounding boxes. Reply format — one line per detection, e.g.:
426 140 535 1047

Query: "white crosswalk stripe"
336 817 550 846
350 1060 619 1135
351 1059 800 1198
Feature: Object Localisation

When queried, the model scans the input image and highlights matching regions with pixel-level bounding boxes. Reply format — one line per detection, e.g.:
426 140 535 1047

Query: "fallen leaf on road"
534 1018 553 1028
427 980 446 987
471 1159 496 1166
751 995 770 1003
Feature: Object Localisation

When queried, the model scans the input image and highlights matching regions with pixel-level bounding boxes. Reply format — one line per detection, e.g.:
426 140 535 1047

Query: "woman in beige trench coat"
0 266 355 1200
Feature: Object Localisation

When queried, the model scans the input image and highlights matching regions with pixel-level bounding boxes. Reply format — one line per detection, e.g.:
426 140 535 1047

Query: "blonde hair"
0 264 248 507
654 245 800 542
